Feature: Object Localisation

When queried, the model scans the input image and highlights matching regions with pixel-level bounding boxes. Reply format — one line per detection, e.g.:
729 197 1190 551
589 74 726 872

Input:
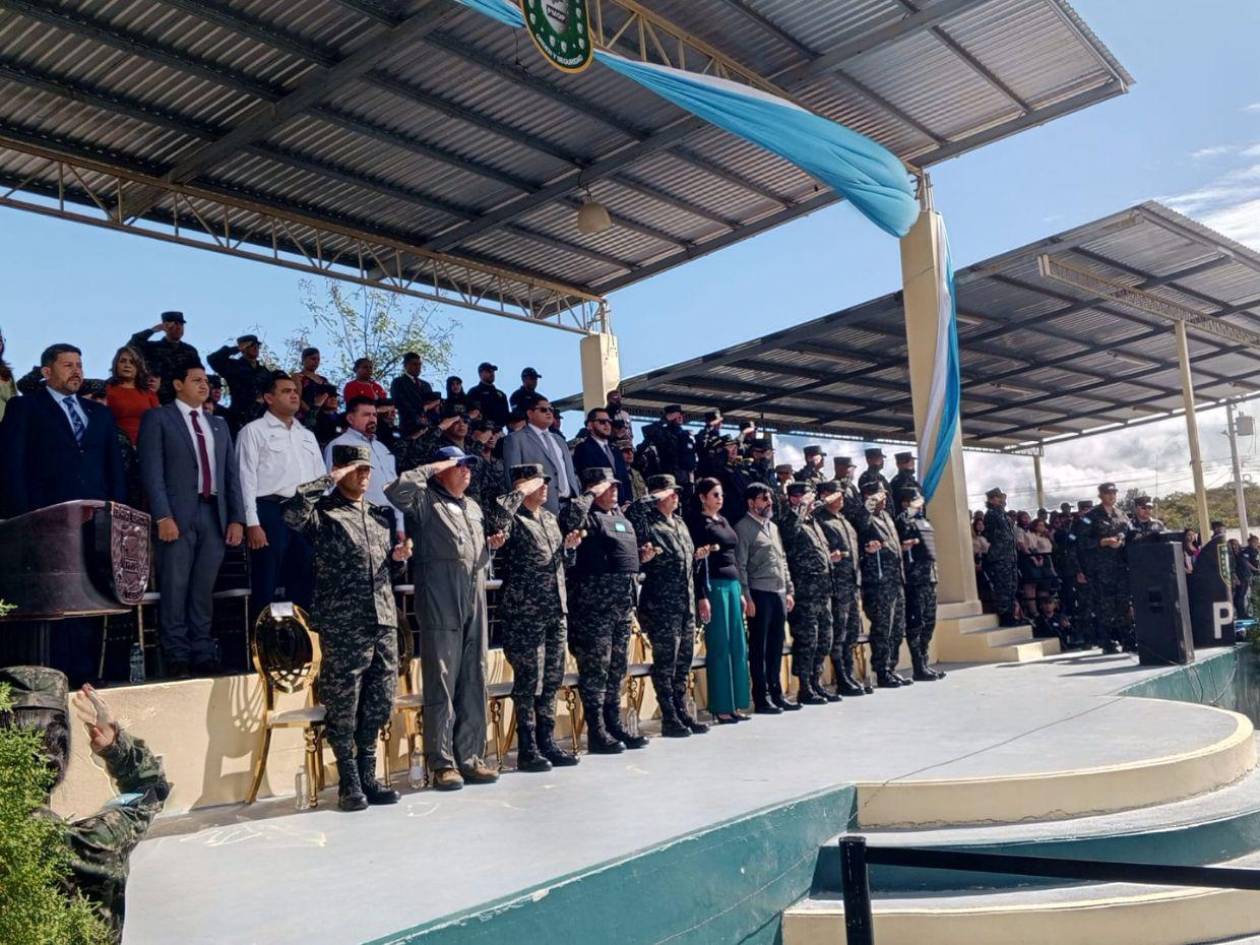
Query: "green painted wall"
366 786 856 945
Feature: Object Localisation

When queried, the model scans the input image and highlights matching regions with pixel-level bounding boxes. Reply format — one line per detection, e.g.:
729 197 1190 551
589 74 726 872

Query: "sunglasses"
592 418 611 425
533 406 554 414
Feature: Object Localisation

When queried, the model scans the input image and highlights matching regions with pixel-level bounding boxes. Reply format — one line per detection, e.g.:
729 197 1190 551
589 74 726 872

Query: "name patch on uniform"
614 522 627 532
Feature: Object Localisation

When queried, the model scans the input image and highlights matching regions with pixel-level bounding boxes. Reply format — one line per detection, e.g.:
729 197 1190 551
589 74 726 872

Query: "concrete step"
955 613 1001 634
816 740 1260 894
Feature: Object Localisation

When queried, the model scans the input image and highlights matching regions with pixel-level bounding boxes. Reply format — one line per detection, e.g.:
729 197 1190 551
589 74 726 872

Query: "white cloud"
1197 196 1260 250
1245 103 1260 112
1242 143 1260 157
1162 148 1260 251
1191 145 1234 159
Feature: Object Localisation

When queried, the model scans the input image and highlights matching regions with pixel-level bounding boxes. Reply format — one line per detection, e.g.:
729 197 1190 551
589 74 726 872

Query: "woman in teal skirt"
687 477 751 724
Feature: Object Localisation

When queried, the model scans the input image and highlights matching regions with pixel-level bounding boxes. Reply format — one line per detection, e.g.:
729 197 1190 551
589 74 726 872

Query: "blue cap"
435 445 478 467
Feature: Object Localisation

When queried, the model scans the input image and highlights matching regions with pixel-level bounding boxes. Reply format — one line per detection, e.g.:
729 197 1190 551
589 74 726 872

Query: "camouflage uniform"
395 426 470 473
776 498 833 693
860 507 907 677
1 665 169 942
1129 516 1166 542
561 490 641 742
284 474 399 766
887 468 919 498
1084 504 1134 649
813 502 863 689
858 467 891 495
897 507 939 670
983 504 1019 620
626 494 698 728
1065 513 1097 643
794 464 828 486
486 486 570 755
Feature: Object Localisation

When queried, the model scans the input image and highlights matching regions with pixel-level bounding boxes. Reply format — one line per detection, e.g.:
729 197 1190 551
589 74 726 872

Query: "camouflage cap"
1135 495 1154 508
510 462 550 484
331 444 372 468
579 466 616 489
646 473 681 497
0 666 68 712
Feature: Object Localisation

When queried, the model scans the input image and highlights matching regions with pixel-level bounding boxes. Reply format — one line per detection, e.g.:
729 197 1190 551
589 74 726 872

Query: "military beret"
647 473 681 496
860 480 885 496
510 463 549 484
0 666 68 712
896 487 923 504
816 480 843 498
1098 481 1118 494
331 444 371 469
895 452 914 463
803 445 826 458
774 463 793 474
1135 495 1153 508
985 487 1006 499
236 333 260 345
160 310 186 324
865 447 885 459
580 466 616 489
786 482 812 498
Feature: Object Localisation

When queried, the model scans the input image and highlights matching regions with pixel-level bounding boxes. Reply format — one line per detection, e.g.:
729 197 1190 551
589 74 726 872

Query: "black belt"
257 494 288 504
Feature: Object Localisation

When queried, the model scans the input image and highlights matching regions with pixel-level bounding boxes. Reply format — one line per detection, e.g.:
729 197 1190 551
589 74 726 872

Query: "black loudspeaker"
1188 536 1237 648
1128 541 1194 666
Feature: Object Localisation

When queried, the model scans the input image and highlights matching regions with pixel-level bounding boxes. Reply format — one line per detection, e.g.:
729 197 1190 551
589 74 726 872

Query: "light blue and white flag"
917 213 961 503
452 0 918 238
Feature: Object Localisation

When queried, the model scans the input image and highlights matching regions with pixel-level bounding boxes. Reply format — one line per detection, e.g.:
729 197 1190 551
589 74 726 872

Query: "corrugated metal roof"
557 203 1260 449
0 0 1128 301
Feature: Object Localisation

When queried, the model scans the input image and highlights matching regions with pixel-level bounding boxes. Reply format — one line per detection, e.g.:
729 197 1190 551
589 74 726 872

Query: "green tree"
1154 484 1260 531
287 279 457 383
0 684 110 945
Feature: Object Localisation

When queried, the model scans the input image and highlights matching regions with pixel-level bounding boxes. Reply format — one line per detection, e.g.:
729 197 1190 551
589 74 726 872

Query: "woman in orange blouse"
105 345 159 446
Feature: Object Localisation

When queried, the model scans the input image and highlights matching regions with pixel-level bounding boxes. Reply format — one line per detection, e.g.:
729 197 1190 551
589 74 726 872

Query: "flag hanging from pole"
917 212 961 503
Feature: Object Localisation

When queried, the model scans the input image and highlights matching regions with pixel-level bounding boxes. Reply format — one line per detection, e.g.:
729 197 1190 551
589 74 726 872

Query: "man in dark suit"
139 362 246 676
389 351 434 436
1 343 126 517
572 406 631 500
500 394 579 517
0 343 127 684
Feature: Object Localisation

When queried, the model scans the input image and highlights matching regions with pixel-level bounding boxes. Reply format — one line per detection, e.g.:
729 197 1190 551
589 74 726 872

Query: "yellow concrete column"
1175 321 1212 538
900 203 980 612
580 330 620 413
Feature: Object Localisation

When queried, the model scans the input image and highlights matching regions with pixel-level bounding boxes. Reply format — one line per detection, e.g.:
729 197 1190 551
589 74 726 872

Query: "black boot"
674 698 710 734
537 716 579 766
356 746 401 805
585 704 625 754
771 690 801 712
814 676 842 703
875 671 902 689
910 649 939 682
515 714 553 773
604 704 648 749
658 692 691 737
834 655 865 696
842 646 873 694
334 746 367 812
796 677 826 705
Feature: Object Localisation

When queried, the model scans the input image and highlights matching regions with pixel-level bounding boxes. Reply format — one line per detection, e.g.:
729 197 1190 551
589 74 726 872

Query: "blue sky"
1 0 1258 509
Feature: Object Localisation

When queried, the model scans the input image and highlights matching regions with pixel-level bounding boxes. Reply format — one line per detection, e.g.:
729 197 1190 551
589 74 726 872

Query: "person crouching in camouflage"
982 487 1021 627
627 473 712 737
0 667 170 941
486 463 583 771
562 466 650 753
284 444 411 811
895 487 946 682
813 481 868 697
776 481 840 705
858 481 911 688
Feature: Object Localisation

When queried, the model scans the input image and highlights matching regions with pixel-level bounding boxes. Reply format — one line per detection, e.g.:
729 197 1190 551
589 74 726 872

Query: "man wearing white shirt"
236 372 324 620
324 396 406 541
500 394 579 516
139 362 245 675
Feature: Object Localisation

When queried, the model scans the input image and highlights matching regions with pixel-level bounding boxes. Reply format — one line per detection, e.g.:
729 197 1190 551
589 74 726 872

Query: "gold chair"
381 610 424 787
245 604 326 807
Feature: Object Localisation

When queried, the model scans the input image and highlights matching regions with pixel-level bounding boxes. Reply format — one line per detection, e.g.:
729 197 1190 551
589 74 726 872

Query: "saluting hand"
329 464 356 485
71 685 117 755
439 415 460 432
587 479 613 498
518 476 547 496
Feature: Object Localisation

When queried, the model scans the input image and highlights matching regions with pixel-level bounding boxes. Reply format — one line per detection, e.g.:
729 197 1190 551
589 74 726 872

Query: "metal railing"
836 836 1260 945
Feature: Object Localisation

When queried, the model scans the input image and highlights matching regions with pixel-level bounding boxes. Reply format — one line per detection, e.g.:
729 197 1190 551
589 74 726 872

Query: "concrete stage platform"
123 648 1255 945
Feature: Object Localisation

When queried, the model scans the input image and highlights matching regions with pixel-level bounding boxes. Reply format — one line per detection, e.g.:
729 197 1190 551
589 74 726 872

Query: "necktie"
190 409 213 499
63 395 85 444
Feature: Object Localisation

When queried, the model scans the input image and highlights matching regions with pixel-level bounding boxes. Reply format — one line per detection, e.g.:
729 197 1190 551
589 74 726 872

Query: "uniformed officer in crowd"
641 405 698 493
813 481 867 696
208 333 273 432
794 445 828 485
858 481 910 687
776 481 839 704
1129 495 1165 541
708 434 754 524
896 486 946 681
128 311 199 403
1065 499 1097 644
693 409 724 457
562 467 649 752
1084 482 1133 653
858 447 890 494
888 451 919 498
486 464 584 771
982 487 1021 626
386 447 504 790
835 456 869 534
746 436 776 490
284 444 412 810
0 667 170 942
627 473 711 737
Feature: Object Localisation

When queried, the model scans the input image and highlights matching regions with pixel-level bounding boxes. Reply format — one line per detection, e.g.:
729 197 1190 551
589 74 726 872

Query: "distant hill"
1144 484 1259 531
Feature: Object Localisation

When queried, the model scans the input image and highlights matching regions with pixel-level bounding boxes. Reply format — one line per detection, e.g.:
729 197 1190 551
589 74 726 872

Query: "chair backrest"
251 604 321 703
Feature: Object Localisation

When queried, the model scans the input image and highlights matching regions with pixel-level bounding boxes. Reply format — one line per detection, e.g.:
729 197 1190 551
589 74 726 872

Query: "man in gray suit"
500 394 579 516
139 362 245 676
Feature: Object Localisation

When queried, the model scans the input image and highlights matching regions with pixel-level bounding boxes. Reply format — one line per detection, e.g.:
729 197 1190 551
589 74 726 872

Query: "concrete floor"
122 650 1237 945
